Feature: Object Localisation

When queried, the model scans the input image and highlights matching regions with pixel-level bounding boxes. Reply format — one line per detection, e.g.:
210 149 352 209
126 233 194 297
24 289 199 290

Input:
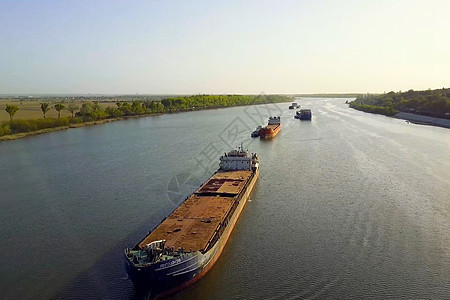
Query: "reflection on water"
0 99 448 299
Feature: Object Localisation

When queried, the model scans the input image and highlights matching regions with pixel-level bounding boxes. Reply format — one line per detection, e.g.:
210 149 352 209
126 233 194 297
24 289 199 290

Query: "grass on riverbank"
0 117 81 139
0 115 158 141
348 102 398 116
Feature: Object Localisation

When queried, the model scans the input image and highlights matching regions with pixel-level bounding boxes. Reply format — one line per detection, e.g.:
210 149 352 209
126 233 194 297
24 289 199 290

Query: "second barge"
259 116 281 139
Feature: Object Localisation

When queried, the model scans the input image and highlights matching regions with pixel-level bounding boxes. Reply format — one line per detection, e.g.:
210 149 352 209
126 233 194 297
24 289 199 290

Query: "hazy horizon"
1 0 449 94
0 92 363 97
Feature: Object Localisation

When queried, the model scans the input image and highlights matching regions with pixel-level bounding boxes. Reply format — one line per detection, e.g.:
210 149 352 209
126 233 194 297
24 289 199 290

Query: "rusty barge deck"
139 170 253 253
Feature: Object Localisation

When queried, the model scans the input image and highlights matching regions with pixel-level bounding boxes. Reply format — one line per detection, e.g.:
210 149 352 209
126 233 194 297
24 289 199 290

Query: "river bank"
349 106 450 129
1 94 293 142
394 112 450 129
0 114 160 142
347 88 449 128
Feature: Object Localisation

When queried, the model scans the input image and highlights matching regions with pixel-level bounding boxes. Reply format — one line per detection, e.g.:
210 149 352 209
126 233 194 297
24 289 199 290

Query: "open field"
0 100 117 121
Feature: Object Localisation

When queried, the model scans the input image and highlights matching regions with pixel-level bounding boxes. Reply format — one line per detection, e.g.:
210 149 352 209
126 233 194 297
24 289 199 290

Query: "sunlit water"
0 99 448 299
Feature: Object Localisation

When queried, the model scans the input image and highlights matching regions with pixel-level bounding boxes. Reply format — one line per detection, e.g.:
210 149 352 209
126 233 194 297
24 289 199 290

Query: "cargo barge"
299 109 312 120
259 116 281 139
125 146 259 297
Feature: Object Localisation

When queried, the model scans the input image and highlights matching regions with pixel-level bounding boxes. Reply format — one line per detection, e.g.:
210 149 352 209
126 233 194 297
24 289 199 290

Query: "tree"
92 101 101 111
5 105 19 120
118 102 133 115
67 103 79 118
54 103 65 119
105 106 124 117
41 103 50 119
144 100 165 113
77 102 107 121
132 101 146 114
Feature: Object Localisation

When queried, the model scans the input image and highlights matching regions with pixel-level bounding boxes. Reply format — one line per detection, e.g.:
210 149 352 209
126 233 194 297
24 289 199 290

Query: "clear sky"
1 0 449 94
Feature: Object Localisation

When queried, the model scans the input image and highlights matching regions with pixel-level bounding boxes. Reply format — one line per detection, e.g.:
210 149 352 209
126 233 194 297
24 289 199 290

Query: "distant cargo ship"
289 102 299 109
125 146 259 298
259 116 281 139
299 109 312 120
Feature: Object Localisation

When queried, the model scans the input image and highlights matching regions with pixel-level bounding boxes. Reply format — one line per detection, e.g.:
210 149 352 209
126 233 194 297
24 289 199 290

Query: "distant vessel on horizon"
289 102 299 109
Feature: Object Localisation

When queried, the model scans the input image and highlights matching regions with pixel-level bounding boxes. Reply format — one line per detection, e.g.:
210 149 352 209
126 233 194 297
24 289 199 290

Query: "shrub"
69 117 83 124
0 124 11 136
349 102 398 116
54 118 69 127
9 120 37 133
77 102 109 121
6 118 71 134
105 107 125 117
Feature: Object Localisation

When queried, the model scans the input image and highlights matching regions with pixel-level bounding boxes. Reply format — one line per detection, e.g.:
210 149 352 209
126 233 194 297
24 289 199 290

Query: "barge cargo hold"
125 146 259 298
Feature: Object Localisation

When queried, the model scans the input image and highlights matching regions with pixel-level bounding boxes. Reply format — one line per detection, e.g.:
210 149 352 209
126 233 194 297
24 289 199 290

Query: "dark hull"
125 252 204 298
299 109 312 120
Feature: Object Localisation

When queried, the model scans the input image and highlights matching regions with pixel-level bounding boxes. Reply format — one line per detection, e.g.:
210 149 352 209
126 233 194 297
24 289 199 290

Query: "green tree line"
158 94 289 112
73 94 291 120
348 88 450 118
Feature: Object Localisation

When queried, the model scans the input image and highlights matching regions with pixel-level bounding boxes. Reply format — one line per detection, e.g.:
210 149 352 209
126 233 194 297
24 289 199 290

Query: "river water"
0 99 448 299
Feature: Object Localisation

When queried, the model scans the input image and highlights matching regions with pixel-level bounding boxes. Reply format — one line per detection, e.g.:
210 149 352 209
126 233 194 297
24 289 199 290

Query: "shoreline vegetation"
0 94 291 141
347 88 450 128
